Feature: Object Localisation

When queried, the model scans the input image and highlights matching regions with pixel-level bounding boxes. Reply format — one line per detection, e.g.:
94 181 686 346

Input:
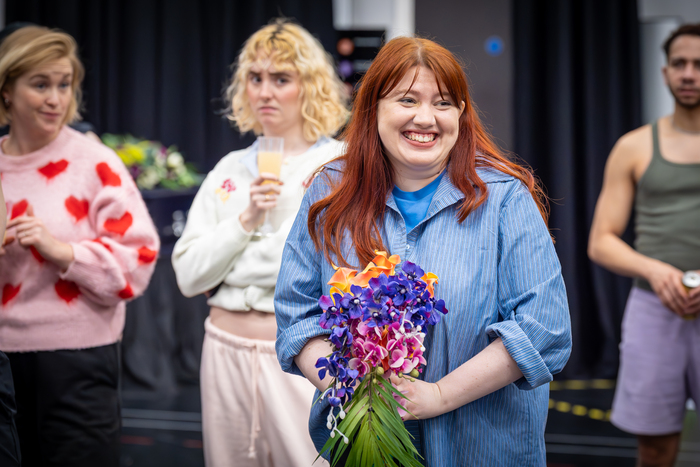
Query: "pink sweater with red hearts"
0 126 159 352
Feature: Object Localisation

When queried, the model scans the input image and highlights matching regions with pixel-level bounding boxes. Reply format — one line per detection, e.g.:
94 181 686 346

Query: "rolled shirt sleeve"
274 185 332 377
485 185 572 390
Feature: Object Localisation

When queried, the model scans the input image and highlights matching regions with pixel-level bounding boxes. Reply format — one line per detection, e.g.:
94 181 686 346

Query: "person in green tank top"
589 24 700 467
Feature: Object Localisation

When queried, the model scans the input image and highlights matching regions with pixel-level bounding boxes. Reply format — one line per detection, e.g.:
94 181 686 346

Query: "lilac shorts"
612 287 700 435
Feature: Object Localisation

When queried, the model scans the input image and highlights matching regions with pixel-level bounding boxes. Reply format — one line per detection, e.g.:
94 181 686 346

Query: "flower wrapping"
315 252 448 466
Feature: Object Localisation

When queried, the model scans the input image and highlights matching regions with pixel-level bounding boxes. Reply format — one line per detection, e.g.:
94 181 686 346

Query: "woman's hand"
238 173 283 233
5 204 74 270
389 374 445 421
0 232 14 256
388 338 523 421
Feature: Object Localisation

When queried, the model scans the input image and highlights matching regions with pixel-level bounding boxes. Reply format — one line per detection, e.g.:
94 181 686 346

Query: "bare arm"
588 133 689 315
295 334 523 420
294 335 335 392
391 337 523 420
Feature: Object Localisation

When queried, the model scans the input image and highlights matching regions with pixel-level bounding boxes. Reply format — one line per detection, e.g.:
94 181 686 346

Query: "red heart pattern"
38 159 69 180
29 246 45 263
2 283 20 305
118 283 134 299
96 163 121 187
92 238 113 252
55 279 80 303
64 196 89 222
10 199 28 219
104 212 133 236
137 247 157 264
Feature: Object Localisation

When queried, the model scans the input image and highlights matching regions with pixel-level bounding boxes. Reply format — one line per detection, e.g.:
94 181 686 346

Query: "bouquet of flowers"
101 133 203 190
315 251 448 466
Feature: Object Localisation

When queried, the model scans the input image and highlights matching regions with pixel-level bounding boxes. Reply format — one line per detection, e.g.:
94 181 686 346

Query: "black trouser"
7 343 121 467
0 351 21 466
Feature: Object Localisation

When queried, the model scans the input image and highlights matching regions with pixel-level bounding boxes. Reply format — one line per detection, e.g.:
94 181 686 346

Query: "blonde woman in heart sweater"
0 26 159 467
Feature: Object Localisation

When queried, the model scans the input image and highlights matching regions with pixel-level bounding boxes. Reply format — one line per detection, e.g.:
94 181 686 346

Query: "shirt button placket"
406 232 416 260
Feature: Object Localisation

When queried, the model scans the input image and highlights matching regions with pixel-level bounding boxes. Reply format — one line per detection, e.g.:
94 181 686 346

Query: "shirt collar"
385 166 512 217
386 169 462 214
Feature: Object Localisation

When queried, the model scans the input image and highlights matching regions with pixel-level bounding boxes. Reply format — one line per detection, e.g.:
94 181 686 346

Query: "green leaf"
373 381 404 412
373 403 408 446
321 370 426 466
339 402 369 438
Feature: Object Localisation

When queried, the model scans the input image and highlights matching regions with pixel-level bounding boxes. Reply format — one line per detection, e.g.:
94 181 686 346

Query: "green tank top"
634 120 700 291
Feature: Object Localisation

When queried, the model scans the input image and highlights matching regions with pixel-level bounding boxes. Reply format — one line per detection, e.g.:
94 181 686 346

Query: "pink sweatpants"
200 318 326 467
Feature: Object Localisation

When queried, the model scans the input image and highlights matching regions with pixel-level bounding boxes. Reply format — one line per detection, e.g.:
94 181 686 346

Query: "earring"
3 98 7 105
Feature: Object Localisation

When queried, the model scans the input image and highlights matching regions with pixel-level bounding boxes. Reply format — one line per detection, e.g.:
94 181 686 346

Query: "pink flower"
351 337 368 360
348 358 370 378
362 340 389 367
349 336 392 376
387 334 427 374
389 342 409 370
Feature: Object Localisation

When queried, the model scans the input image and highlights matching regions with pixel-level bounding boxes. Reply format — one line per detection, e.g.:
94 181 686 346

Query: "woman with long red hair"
275 36 571 466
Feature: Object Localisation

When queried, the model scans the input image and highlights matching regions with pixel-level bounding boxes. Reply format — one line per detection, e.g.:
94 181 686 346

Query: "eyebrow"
249 70 293 76
390 87 450 101
28 72 72 79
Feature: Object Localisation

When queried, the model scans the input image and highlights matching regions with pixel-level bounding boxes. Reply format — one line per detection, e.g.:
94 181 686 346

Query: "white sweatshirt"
172 138 343 313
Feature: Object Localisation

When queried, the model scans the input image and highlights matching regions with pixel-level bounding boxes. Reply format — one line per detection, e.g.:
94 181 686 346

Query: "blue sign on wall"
484 35 504 56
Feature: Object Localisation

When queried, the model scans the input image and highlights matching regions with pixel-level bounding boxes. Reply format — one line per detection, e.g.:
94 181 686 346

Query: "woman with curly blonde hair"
172 19 347 466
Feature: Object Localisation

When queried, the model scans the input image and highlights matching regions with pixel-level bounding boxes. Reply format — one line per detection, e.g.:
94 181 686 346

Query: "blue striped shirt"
275 162 572 466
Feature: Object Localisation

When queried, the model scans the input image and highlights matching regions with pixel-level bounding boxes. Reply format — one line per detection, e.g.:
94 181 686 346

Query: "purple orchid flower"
319 293 348 329
340 285 364 319
390 275 416 307
329 325 353 349
402 261 425 281
425 298 448 325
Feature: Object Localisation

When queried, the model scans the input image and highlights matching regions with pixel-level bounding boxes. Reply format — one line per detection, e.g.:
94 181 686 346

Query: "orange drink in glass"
255 137 284 237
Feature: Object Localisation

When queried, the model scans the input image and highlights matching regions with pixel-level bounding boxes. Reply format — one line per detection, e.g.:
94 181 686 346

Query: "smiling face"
3 57 73 141
246 55 303 137
377 66 464 191
663 35 700 109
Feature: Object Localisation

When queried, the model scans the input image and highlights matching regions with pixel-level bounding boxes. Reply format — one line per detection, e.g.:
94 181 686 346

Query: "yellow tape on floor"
548 398 611 421
547 380 615 421
549 379 615 391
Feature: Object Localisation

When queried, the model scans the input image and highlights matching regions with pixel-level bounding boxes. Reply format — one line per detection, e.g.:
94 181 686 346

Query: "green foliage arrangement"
101 133 203 190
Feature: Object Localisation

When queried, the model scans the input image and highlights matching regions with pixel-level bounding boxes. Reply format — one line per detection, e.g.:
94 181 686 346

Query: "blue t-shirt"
391 172 445 233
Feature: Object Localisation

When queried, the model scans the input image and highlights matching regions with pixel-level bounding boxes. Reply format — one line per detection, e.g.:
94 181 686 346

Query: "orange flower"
349 251 400 287
328 252 403 292
422 272 439 297
370 251 400 276
350 269 379 288
328 266 358 295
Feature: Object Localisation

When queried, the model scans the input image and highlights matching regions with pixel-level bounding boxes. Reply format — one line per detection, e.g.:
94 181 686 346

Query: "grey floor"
119 379 700 466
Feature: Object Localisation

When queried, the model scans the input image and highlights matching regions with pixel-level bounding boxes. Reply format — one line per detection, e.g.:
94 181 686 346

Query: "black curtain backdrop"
6 0 336 173
513 0 642 378
5 0 336 392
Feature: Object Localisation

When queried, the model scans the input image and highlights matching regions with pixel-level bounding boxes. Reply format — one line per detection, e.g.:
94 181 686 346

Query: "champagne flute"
255 136 284 237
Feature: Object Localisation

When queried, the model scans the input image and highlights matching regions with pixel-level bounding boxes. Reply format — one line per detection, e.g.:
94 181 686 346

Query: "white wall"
639 0 700 22
333 0 415 39
638 0 700 123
